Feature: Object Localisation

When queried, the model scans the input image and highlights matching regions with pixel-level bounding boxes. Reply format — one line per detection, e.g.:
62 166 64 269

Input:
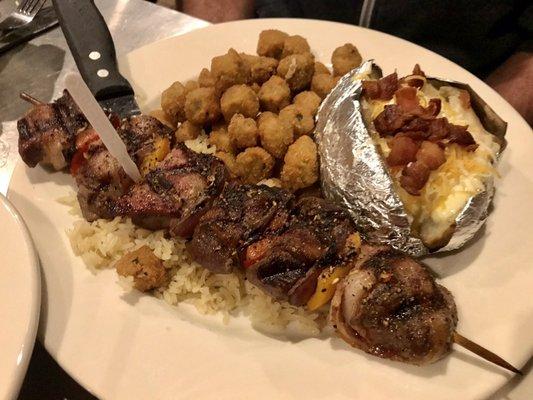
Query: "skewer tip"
20 92 43 105
453 332 522 375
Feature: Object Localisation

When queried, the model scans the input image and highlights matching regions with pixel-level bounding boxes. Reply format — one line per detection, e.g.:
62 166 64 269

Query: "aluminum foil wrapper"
315 60 507 257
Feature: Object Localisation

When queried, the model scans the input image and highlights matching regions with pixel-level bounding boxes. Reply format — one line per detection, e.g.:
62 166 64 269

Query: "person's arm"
179 0 255 23
486 51 533 126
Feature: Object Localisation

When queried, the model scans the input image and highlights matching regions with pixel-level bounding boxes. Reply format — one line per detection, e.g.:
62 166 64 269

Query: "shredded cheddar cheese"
364 81 500 248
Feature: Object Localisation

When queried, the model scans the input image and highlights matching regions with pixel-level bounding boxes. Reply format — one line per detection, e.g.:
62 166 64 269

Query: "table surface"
0 0 530 399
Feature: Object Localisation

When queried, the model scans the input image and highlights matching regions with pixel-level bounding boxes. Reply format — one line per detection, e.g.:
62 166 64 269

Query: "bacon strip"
373 105 412 135
394 87 419 112
416 141 446 170
386 136 419 166
362 72 398 101
400 161 430 196
447 124 477 149
368 66 478 195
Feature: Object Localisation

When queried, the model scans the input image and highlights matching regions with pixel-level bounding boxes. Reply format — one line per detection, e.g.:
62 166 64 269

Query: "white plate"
8 19 533 400
0 194 40 400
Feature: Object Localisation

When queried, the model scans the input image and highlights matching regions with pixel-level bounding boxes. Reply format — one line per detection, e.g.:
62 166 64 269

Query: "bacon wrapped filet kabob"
188 184 520 372
16 92 520 374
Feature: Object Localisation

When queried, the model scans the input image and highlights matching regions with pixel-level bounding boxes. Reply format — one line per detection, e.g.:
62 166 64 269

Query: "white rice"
62 192 325 336
184 133 216 154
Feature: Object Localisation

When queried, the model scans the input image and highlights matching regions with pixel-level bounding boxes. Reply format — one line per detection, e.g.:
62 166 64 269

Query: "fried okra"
250 82 261 93
281 135 319 191
209 123 234 153
235 147 275 184
215 151 238 178
258 75 291 113
161 81 187 125
184 87 221 125
279 104 315 137
198 68 216 88
241 53 279 84
258 112 294 159
281 35 311 58
293 91 322 116
160 31 365 188
149 109 176 129
220 84 260 122
211 49 251 93
314 61 330 75
175 121 201 142
184 80 199 92
331 43 362 76
277 52 314 92
228 113 258 149
257 29 289 59
311 73 339 99
116 245 168 292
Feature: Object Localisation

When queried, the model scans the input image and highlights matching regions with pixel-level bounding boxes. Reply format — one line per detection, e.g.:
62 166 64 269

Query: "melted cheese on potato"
364 81 499 248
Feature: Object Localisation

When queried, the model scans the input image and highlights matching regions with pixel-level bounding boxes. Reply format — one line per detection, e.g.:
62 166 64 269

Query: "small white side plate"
0 194 40 400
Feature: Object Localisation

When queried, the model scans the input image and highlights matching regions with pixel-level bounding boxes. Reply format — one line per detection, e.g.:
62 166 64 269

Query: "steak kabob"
18 91 226 230
17 92 521 373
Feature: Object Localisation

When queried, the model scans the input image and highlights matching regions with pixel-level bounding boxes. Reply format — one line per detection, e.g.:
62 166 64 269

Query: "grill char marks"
118 115 173 165
330 245 457 365
18 91 87 170
189 190 357 305
244 197 356 305
75 115 174 222
114 144 227 237
187 184 293 274
76 143 133 221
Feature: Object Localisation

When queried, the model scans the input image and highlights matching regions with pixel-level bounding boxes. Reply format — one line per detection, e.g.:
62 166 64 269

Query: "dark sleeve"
518 3 533 51
255 0 360 23
255 0 292 17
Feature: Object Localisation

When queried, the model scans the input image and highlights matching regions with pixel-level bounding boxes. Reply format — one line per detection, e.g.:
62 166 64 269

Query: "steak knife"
51 0 140 117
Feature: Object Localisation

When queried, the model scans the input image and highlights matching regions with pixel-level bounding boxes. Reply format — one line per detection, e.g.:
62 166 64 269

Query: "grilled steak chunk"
118 115 173 164
187 184 293 274
114 144 227 237
244 197 356 305
189 188 357 304
76 143 133 221
18 91 87 170
74 116 173 221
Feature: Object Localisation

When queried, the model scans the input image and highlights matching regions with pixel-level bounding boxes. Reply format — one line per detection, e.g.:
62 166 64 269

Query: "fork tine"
31 0 48 15
21 0 40 15
19 0 33 14
26 0 46 17
28 0 43 15
18 0 34 14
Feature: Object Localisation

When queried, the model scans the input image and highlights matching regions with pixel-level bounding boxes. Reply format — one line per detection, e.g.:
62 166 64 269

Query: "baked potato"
315 61 507 256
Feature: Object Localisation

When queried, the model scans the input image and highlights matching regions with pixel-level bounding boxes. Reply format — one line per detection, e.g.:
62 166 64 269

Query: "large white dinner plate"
0 194 40 400
8 19 533 400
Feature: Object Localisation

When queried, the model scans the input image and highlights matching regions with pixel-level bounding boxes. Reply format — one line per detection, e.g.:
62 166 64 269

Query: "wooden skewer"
20 92 43 105
453 332 522 375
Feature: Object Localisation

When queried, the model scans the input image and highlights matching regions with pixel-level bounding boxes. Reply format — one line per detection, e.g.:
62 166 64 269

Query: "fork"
0 0 48 33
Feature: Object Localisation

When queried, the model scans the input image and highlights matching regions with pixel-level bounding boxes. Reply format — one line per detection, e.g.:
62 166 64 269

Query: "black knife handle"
51 0 133 100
